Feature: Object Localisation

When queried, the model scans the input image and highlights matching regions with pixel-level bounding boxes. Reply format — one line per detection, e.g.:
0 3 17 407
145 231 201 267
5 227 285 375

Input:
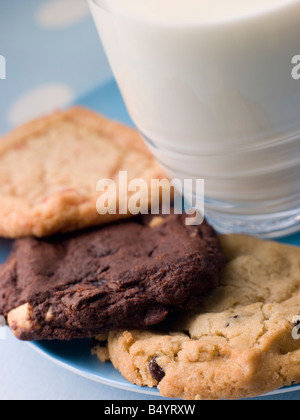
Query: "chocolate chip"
226 315 241 328
293 319 300 327
149 357 165 383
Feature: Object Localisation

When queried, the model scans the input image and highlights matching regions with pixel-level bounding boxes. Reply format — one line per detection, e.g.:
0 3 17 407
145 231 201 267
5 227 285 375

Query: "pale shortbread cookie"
93 235 300 400
0 107 165 238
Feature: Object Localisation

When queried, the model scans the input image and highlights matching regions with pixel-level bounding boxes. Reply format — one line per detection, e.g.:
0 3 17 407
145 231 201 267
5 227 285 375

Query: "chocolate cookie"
0 215 226 341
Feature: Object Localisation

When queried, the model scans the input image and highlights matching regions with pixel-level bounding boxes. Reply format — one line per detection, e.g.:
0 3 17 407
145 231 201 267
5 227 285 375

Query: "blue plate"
11 79 300 398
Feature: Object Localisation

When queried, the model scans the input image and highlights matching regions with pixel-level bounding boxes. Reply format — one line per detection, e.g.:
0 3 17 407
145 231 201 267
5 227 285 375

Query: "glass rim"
88 0 300 28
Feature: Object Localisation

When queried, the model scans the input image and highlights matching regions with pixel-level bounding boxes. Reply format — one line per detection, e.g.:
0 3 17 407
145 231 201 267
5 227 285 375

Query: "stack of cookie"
1 107 300 400
94 235 300 400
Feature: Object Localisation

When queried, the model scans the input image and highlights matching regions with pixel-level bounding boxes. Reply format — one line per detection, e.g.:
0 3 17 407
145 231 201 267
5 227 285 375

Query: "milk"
97 0 294 23
89 0 300 236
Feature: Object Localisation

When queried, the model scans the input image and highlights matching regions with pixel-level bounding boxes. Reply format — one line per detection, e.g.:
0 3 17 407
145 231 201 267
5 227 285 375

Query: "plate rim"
27 341 162 398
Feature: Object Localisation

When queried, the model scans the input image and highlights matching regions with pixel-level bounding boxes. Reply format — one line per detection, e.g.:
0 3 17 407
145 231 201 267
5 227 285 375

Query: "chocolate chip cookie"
92 235 300 400
0 215 226 340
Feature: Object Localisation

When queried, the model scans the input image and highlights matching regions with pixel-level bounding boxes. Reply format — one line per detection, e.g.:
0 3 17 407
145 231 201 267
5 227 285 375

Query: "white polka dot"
36 0 90 29
8 84 75 126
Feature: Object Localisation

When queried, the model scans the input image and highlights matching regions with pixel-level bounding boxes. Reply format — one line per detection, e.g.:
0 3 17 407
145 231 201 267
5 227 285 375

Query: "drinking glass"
89 0 300 237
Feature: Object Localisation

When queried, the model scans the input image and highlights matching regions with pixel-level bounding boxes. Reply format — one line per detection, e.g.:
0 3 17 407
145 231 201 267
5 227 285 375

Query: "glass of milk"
89 0 300 238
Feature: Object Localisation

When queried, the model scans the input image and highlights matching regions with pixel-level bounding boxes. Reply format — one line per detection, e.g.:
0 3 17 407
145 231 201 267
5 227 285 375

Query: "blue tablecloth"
0 0 299 400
